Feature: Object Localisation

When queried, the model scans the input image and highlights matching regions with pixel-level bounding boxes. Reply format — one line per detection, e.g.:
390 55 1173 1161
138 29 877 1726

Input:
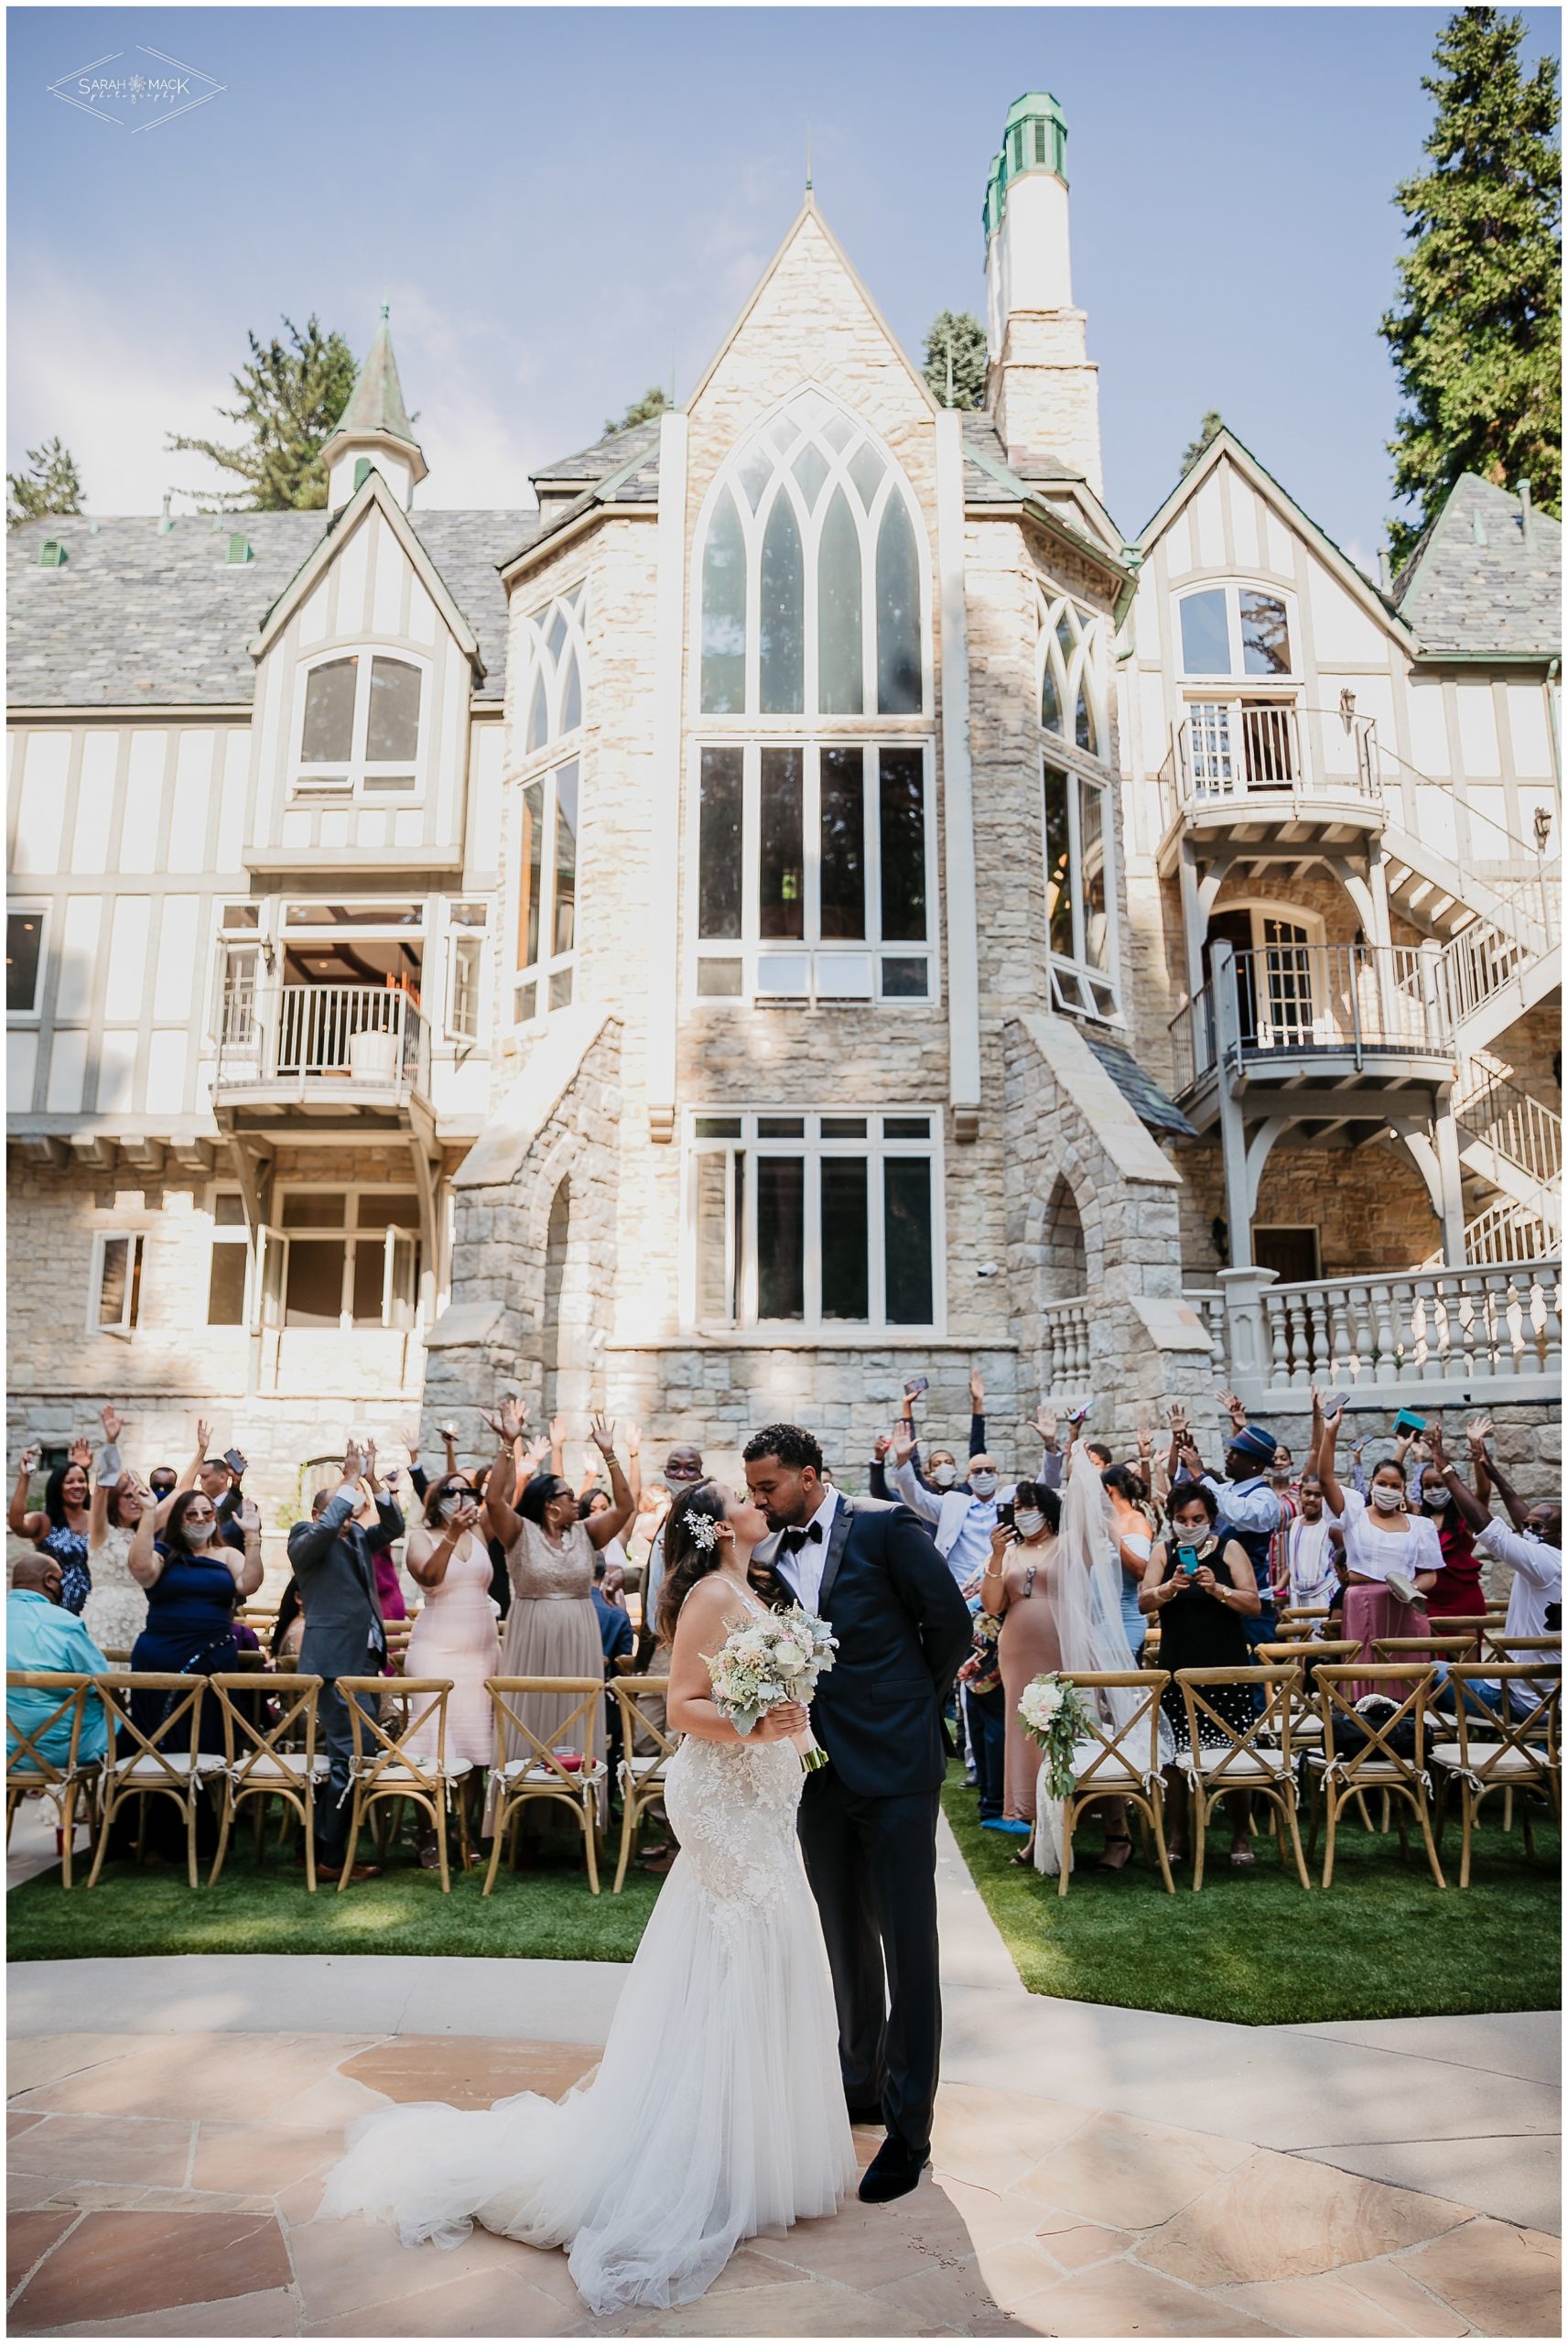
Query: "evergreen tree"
604 386 670 434
6 438 84 531
1381 7 1561 563
168 315 358 511
1181 409 1225 473
921 310 988 409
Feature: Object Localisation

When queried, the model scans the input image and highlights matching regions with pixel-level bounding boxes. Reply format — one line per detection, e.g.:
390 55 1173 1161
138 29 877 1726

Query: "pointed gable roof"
1391 473 1561 658
250 468 481 672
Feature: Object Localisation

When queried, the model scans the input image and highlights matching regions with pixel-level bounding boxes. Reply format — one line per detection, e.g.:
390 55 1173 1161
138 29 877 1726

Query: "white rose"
773 1640 806 1672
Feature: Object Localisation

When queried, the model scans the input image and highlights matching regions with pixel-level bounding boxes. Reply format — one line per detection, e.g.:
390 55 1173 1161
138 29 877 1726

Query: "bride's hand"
755 1703 809 1742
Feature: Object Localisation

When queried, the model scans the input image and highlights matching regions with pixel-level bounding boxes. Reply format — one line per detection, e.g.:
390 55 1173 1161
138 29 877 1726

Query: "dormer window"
1178 585 1294 679
292 651 427 800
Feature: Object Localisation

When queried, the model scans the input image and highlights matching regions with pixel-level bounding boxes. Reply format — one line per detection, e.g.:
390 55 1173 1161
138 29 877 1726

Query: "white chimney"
983 92 1102 495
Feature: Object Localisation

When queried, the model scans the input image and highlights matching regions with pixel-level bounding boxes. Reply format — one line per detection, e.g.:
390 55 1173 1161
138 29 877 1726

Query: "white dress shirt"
1477 1518 1563 1642
772 1487 839 1616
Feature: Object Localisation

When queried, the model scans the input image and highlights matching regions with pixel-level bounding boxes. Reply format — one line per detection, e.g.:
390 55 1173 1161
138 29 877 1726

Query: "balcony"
212 982 430 1129
1170 942 1454 1124
1156 701 1384 869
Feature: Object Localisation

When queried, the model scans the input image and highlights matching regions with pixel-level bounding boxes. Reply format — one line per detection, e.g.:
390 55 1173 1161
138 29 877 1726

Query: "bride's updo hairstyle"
657 1481 730 1644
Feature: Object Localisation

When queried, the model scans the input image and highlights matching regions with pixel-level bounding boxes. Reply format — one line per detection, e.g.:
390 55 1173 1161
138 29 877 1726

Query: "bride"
319 1480 857 2315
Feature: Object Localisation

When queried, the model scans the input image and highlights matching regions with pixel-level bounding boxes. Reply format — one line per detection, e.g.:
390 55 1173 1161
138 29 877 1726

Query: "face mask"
1014 1507 1046 1539
969 1471 999 1498
439 1493 470 1522
1370 1485 1403 1514
930 1463 957 1490
1423 1487 1450 1511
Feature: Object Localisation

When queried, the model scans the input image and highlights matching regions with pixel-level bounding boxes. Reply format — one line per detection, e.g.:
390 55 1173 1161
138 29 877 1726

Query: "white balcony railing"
1257 1263 1561 1391
1170 941 1453 1093
1159 702 1380 829
215 982 429 1104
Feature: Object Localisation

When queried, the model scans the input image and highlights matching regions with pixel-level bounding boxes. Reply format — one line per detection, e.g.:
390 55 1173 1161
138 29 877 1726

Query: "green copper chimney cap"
983 89 1069 244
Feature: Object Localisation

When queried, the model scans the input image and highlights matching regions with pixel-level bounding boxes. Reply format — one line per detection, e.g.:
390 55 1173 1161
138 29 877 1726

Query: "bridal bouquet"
1017 1673 1094 1799
707 1604 838 1771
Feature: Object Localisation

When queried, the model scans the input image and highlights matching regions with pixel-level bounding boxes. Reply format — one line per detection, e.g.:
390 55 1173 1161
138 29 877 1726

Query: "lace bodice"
508 1516 595 1601
663 1735 805 1936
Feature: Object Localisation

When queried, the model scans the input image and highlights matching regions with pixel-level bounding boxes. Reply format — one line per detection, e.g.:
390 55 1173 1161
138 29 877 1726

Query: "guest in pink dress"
405 1470 503 1864
1313 1394 1442 1698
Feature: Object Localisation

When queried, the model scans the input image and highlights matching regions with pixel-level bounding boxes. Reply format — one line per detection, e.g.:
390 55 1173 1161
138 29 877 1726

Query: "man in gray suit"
287 1438 402 1882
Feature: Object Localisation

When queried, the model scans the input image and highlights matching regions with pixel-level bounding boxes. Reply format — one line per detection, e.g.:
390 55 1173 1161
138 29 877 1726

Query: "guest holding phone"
1141 1481 1260 1865
980 1481 1065 1835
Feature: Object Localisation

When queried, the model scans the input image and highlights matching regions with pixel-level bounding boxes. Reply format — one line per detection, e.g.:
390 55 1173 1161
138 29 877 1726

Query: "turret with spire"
323 304 428 509
982 92 1102 494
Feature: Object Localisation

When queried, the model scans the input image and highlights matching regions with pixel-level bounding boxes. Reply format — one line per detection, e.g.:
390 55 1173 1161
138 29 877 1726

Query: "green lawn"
943 1774 1562 2027
7 1836 661 1964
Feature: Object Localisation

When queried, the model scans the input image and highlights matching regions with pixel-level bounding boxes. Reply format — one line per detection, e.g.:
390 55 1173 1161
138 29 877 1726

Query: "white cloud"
8 270 236 515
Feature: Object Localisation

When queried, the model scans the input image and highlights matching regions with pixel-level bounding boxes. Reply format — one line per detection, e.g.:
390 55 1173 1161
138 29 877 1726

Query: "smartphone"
1392 1408 1428 1436
222 1449 246 1476
1325 1391 1352 1416
1066 1405 1091 1426
903 1375 929 1399
1176 1544 1201 1577
997 1500 1016 1531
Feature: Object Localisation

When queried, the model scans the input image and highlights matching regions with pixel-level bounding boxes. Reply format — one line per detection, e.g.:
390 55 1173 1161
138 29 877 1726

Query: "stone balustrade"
1038 1294 1094 1397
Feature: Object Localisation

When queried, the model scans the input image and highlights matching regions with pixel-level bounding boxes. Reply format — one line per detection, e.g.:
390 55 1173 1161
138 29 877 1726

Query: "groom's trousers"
798 1772 942 2164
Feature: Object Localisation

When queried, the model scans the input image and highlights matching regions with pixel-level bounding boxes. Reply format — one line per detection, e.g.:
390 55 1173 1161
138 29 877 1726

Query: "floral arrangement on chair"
1017 1673 1094 1798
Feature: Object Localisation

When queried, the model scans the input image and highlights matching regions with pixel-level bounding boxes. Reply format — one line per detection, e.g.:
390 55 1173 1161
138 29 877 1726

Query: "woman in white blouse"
1312 1392 1442 1694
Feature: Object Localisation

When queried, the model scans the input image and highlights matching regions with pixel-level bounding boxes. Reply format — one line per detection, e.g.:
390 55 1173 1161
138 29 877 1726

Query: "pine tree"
6 438 84 531
604 386 670 434
921 310 988 409
168 316 359 510
1381 8 1561 563
1181 410 1225 474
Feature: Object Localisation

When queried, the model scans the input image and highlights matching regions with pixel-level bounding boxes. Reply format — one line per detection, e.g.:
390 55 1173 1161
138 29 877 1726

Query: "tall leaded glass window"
519 585 588 754
697 390 928 720
1038 590 1105 762
1037 582 1118 1021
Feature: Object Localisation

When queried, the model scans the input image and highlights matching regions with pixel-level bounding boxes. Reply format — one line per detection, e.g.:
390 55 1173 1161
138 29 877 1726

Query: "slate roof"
1392 474 1562 657
1087 1036 1196 1140
6 507 533 707
959 412 1081 499
532 417 663 485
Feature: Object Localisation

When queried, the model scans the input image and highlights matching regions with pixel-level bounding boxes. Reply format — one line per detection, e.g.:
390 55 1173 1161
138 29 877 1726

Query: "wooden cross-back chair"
1175 1666 1313 1892
5 1673 103 1891
611 1676 676 1894
87 1674 225 1891
1053 1670 1174 1898
1483 1632 1562 1666
1306 1665 1445 1890
483 1677 608 1896
335 1676 457 1891
209 1674 325 1890
1430 1664 1561 1888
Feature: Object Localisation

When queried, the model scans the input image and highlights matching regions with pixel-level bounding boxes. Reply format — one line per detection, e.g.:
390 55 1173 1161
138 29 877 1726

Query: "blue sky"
8 7 1560 568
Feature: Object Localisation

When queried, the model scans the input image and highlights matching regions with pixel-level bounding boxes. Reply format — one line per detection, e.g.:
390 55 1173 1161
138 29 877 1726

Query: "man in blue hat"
1173 1416 1284 1653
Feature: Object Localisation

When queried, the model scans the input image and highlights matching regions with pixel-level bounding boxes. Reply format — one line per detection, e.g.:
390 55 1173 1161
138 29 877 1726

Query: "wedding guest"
83 1409 150 1657
6 1553 111 1768
892 1427 1007 1588
1283 1474 1343 1612
405 1460 503 1866
491 1417 633 1823
1313 1393 1440 1694
1416 1457 1486 1638
980 1483 1065 1833
1101 1464 1157 1663
1173 1416 1282 1652
1141 1481 1260 1865
9 1438 94 1613
592 1556 635 1668
1430 1421 1561 1705
641 1443 705 1653
128 1482 264 1744
272 1577 306 1665
287 1440 400 1882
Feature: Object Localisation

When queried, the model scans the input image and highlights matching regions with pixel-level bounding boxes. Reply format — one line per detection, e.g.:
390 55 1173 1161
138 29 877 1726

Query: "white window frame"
89 1231 145 1339
679 1108 945 1339
256 1184 424 1334
1041 755 1121 1022
511 757 579 1026
288 648 432 802
205 1187 253 1329
1175 581 1300 683
7 901 49 1023
688 389 935 726
517 584 589 764
687 738 938 1009
444 903 488 1044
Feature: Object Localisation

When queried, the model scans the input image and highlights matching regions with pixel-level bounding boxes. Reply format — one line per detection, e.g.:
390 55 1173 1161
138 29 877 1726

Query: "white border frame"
289 646 433 802
510 754 580 1028
88 1230 144 1339
1174 580 1301 685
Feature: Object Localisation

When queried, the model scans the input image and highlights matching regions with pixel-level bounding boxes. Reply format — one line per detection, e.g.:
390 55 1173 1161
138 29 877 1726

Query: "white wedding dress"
319 1731 857 2315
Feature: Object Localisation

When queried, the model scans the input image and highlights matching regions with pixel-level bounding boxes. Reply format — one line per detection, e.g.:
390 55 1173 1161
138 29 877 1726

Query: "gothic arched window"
519 584 587 754
1037 585 1117 1022
1038 591 1104 760
697 391 928 719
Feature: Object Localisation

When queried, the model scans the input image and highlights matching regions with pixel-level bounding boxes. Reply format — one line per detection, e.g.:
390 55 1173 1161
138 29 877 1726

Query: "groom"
744 1422 973 2203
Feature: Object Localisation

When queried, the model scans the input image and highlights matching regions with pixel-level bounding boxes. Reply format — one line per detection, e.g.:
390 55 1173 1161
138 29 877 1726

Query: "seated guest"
592 1555 634 1669
6 1554 110 1767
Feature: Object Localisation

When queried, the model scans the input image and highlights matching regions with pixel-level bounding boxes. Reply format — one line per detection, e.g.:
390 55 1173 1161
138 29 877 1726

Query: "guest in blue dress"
128 1487 265 1750
9 1442 96 1615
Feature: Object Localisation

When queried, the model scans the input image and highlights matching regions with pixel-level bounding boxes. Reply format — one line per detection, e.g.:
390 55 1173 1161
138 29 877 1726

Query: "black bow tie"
778 1523 824 1557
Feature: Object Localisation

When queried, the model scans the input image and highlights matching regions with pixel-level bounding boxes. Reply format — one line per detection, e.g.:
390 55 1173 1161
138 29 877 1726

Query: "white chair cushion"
114 1752 224 1778
1066 1742 1143 1792
232 1755 331 1782
1184 1746 1281 1781
497 1759 605 1785
1429 1741 1539 1777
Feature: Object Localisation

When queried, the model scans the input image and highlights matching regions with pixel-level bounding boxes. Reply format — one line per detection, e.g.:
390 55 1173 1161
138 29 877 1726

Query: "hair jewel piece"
688 1512 719 1552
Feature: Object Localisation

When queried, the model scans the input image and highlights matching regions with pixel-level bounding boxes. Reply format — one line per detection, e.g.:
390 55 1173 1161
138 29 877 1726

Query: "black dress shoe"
845 2102 885 2126
858 2136 929 2202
